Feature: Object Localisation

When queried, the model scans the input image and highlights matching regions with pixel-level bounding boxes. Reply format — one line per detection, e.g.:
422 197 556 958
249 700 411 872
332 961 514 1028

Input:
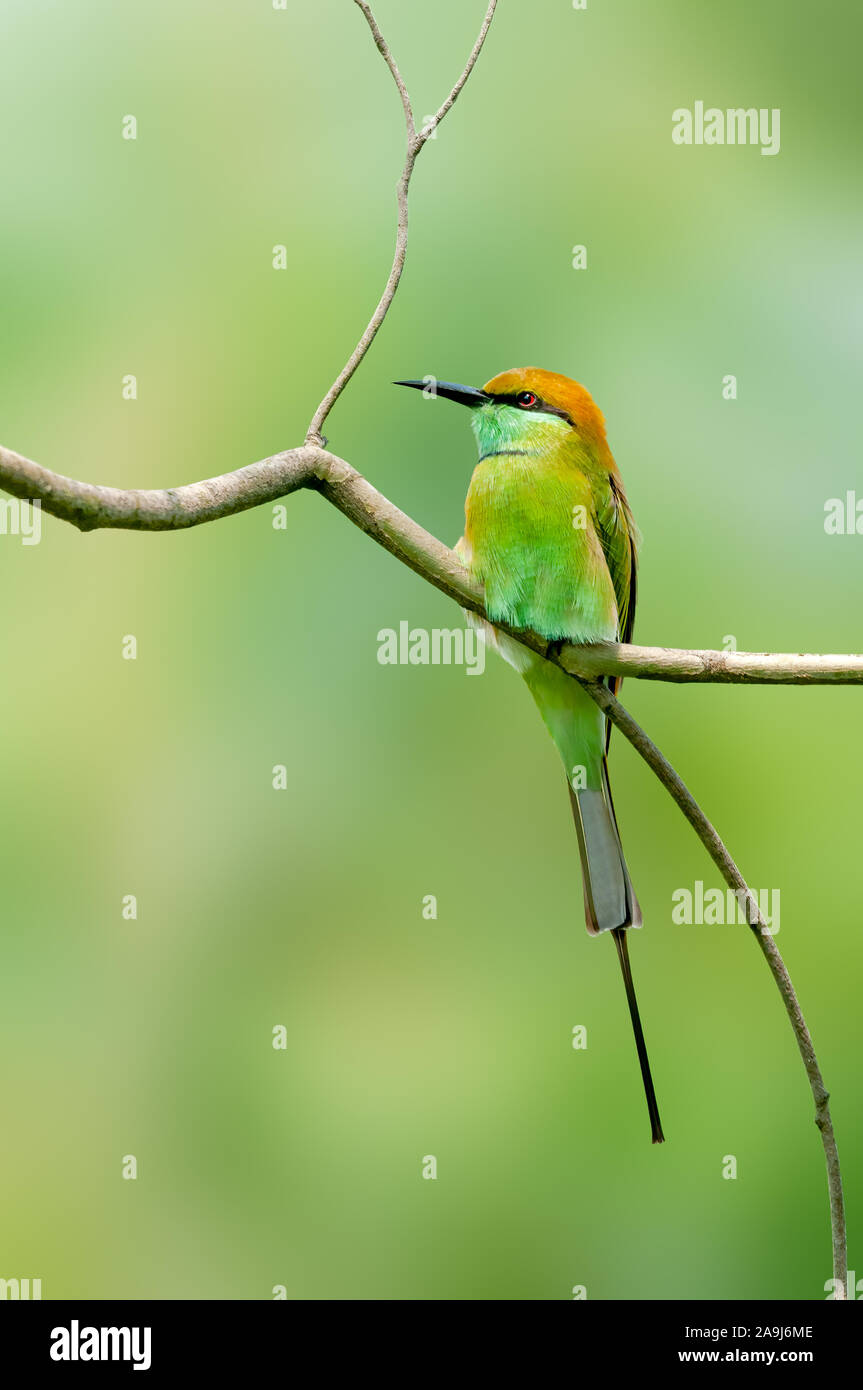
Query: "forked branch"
305 0 498 446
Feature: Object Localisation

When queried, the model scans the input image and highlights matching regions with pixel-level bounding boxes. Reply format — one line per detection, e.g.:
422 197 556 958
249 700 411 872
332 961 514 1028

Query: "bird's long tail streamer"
612 926 664 1144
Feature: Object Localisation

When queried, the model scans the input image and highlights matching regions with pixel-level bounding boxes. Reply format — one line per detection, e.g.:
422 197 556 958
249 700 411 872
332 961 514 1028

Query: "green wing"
595 473 640 745
597 473 639 648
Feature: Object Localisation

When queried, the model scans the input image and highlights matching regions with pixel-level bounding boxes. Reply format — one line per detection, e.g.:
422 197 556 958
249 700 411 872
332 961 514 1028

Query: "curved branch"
0 441 319 532
582 679 847 1296
305 0 498 445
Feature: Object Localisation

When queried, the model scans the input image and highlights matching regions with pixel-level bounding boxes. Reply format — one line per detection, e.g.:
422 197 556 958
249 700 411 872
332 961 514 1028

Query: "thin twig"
304 0 497 445
352 0 415 137
422 0 499 138
581 680 848 1297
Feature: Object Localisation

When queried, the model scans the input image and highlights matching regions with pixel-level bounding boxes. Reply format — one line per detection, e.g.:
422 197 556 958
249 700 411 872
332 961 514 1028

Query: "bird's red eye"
517 391 537 408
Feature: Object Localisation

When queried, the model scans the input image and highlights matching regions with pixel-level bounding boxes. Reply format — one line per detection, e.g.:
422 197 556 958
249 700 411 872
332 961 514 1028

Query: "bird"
396 368 664 1144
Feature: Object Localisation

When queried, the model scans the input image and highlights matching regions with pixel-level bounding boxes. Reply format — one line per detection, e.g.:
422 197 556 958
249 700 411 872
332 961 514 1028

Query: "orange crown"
482 367 610 448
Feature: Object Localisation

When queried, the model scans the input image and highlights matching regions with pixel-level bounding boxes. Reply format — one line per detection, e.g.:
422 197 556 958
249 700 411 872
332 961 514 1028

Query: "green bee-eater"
397 368 664 1144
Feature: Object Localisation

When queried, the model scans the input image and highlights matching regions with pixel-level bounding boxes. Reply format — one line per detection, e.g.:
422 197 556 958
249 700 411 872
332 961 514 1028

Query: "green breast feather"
465 451 619 644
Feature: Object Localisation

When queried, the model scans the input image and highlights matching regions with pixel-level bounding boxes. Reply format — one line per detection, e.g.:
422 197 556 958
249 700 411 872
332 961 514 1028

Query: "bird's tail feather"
567 757 640 935
516 653 663 1142
568 768 664 1144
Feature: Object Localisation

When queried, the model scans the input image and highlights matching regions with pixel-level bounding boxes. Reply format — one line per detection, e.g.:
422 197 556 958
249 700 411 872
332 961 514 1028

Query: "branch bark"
4 438 859 686
0 441 317 531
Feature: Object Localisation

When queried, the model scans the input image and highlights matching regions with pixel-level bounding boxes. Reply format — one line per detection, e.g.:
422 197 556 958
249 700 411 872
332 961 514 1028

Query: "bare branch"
420 0 498 141
0 441 319 532
304 154 416 448
313 450 482 605
304 1 498 446
582 679 848 1296
352 0 415 137
2 439 862 692
555 642 863 686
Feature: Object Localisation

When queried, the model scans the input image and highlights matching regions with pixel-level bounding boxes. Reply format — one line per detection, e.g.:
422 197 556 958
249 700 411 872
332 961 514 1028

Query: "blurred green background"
1 0 861 1300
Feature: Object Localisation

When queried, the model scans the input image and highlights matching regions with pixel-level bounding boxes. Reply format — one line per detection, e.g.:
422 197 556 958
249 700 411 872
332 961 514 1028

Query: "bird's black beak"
394 379 491 409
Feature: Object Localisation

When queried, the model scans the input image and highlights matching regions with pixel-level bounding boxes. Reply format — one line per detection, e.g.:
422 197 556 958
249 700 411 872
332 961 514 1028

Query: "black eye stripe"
488 392 576 428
